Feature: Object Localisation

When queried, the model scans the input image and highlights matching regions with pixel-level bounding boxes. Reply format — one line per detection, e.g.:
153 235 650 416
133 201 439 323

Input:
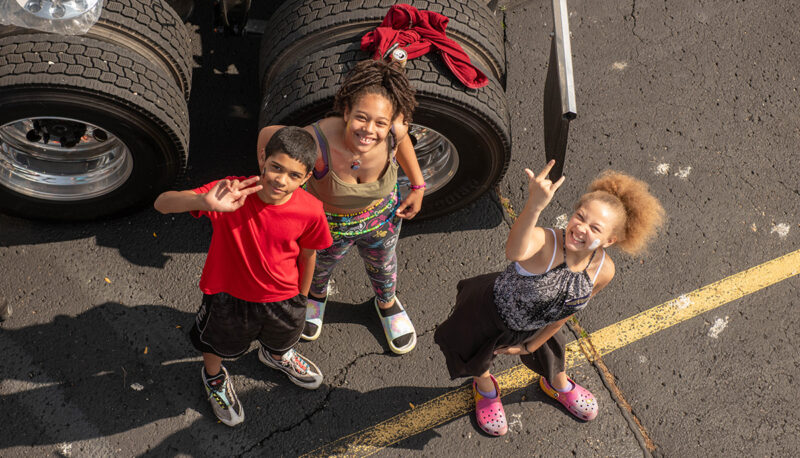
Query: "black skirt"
434 272 567 381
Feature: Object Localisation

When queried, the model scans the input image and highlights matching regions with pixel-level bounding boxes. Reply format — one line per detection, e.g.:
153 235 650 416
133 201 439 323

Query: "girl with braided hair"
258 59 424 354
434 160 664 436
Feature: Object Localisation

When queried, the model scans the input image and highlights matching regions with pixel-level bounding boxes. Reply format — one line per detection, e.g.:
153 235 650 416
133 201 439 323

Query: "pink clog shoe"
539 376 598 421
473 375 508 436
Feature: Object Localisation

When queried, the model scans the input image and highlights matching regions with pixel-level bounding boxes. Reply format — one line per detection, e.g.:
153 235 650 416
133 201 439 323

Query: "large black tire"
0 34 188 220
259 0 506 93
0 0 193 100
260 42 510 220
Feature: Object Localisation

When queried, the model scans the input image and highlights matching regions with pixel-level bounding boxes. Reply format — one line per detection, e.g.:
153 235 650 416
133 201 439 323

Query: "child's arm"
154 177 262 214
394 115 425 219
493 316 571 356
297 248 316 297
153 190 206 214
505 160 566 261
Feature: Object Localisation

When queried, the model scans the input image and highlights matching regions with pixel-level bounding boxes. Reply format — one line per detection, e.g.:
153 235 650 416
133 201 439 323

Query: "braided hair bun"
333 59 418 122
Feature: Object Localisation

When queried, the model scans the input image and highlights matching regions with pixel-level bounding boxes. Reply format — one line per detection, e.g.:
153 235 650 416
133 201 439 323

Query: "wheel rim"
16 0 99 20
398 124 459 196
0 117 133 201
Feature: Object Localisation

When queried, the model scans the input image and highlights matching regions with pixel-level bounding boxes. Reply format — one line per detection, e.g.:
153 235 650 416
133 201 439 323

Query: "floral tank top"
493 228 604 332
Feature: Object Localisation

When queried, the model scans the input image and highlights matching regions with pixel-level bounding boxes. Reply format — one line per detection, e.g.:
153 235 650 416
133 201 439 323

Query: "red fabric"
361 4 488 89
191 177 333 302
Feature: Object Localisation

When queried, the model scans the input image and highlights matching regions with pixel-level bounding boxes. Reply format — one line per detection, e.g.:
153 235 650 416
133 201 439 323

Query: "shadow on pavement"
3 301 544 455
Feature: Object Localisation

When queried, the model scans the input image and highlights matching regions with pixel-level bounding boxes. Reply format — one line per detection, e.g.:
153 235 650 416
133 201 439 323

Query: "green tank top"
305 121 399 210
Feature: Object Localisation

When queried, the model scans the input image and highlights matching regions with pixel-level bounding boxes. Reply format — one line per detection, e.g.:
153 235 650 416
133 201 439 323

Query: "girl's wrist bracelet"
409 182 426 190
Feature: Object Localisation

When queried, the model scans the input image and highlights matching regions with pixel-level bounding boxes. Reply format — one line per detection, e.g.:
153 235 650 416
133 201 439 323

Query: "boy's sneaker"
202 365 244 426
258 346 323 389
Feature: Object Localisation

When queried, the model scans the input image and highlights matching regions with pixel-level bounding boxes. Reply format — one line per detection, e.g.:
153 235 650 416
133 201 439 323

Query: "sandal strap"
306 297 326 322
376 298 415 339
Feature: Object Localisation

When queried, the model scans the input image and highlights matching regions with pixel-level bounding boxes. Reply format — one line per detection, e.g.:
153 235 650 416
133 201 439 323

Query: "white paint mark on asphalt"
508 413 523 432
58 442 72 457
674 166 692 179
674 295 692 309
707 316 729 338
612 61 628 70
655 163 670 175
554 214 569 229
770 223 790 238
639 355 648 364
130 383 144 391
328 278 339 296
0 379 60 394
160 356 203 366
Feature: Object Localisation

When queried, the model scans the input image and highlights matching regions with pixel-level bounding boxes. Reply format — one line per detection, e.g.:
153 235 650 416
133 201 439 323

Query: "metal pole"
542 0 576 180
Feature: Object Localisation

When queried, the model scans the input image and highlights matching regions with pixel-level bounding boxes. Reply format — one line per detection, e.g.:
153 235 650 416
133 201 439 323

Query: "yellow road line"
303 249 800 457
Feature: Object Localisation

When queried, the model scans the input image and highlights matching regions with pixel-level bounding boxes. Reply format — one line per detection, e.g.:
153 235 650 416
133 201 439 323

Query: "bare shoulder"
592 251 616 293
515 227 556 271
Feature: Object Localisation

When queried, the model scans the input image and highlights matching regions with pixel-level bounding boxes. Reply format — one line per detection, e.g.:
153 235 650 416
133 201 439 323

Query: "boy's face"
258 151 312 205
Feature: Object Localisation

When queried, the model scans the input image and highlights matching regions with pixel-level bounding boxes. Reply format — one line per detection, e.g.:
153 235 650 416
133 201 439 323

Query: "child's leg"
474 371 497 395
354 217 401 307
309 235 355 299
355 217 416 352
548 371 571 390
472 370 507 436
203 352 223 376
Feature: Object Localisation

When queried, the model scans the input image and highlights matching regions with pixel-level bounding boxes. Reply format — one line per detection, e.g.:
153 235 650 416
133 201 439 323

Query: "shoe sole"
258 350 323 390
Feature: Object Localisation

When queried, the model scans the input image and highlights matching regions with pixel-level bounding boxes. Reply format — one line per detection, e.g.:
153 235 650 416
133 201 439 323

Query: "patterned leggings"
310 190 401 303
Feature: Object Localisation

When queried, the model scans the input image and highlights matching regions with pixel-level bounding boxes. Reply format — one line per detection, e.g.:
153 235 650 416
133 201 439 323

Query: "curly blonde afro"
577 171 665 255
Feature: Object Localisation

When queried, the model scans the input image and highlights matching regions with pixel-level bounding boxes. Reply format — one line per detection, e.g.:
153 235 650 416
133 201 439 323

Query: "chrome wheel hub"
398 124 459 195
17 0 99 20
0 117 133 201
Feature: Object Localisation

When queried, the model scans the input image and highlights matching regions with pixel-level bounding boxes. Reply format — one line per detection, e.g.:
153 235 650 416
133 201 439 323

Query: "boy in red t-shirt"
154 126 333 426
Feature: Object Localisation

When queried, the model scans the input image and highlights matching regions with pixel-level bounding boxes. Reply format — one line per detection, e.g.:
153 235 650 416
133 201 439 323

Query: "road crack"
239 350 384 456
568 318 657 455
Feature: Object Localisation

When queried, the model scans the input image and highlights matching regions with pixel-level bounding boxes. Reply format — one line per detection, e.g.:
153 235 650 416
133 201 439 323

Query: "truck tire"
259 0 505 94
0 0 193 100
260 42 510 220
0 33 188 220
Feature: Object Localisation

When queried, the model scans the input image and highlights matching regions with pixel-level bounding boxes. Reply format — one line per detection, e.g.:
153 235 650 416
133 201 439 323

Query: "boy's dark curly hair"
263 126 317 174
333 59 418 123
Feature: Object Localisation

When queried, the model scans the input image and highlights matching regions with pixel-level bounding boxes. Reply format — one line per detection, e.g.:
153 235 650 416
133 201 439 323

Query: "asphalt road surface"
2 1 799 456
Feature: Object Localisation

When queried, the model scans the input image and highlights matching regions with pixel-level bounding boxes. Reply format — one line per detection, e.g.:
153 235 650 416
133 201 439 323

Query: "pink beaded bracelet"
409 183 426 190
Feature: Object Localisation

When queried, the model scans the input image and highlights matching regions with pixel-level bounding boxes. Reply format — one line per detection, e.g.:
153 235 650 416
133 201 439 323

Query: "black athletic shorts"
189 292 307 358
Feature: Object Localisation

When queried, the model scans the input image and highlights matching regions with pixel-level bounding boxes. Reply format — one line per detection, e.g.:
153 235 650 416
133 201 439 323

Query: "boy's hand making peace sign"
203 177 263 212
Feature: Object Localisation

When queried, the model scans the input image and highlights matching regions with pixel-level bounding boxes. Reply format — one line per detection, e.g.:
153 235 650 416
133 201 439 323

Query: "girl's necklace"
346 147 363 170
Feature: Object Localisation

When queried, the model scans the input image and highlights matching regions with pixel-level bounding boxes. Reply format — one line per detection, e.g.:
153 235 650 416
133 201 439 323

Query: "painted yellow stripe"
303 249 800 457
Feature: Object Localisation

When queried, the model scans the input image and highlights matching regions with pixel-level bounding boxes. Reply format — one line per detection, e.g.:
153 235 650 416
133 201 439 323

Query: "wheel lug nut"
26 129 42 142
51 5 66 19
25 0 42 13
92 129 108 142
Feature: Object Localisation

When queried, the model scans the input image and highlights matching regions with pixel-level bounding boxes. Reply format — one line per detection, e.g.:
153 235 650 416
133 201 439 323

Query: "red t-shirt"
191 176 332 302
